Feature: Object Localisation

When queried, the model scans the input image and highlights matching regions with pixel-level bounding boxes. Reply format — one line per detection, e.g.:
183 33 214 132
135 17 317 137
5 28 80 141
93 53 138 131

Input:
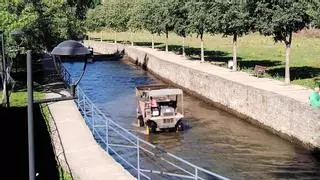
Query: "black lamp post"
27 40 90 180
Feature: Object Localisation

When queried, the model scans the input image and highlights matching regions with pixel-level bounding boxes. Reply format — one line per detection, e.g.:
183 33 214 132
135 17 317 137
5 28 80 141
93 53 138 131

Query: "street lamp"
27 40 90 180
10 29 25 52
51 40 90 97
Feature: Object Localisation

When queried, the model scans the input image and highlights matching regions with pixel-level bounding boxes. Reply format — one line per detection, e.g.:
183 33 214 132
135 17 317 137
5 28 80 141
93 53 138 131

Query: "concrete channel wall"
85 41 320 150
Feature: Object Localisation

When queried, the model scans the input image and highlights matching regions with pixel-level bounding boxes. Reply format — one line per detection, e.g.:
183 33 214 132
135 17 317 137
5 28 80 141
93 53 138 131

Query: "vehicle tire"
150 121 157 133
137 116 144 127
176 121 184 132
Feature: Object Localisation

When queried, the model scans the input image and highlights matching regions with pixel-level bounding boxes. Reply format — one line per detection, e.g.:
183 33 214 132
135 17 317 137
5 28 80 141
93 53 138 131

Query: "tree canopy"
307 0 320 28
254 0 310 43
1 0 90 51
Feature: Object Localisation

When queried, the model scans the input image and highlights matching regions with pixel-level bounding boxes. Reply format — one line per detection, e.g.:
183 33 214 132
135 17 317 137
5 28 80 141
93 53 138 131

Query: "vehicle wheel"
176 121 184 132
150 121 157 133
137 116 144 127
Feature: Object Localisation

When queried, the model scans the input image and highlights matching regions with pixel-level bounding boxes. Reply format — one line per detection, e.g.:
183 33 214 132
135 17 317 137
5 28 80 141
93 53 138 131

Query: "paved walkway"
46 91 135 180
133 46 313 104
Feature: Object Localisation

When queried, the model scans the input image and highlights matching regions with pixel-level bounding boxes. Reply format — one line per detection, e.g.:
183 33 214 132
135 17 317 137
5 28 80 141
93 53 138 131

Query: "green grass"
59 168 73 180
10 90 44 107
89 30 320 88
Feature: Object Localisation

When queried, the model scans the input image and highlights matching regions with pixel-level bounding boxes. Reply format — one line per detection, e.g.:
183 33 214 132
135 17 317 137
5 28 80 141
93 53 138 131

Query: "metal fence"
60 63 228 180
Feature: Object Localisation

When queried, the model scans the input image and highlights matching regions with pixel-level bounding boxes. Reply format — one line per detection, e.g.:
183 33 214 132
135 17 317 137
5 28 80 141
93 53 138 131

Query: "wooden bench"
254 65 267 78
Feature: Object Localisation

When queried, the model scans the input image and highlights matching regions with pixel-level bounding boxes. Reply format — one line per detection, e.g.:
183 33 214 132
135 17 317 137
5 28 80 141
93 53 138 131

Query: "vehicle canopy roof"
136 84 168 91
149 89 183 97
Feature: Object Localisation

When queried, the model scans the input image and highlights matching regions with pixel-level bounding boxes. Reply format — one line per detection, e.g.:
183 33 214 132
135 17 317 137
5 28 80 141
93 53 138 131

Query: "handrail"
61 63 229 180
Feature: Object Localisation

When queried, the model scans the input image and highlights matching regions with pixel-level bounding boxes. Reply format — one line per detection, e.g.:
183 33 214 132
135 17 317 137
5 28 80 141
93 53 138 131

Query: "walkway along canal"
63 56 320 179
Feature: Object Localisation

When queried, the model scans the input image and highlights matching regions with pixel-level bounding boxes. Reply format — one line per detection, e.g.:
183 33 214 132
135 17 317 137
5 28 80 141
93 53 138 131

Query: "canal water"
63 57 320 179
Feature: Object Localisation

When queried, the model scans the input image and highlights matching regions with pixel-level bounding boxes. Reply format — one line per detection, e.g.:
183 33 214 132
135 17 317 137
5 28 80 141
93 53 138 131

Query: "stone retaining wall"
85 41 320 150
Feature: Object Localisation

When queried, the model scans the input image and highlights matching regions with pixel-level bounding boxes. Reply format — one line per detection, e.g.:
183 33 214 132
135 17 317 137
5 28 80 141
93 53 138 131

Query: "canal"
63 56 320 179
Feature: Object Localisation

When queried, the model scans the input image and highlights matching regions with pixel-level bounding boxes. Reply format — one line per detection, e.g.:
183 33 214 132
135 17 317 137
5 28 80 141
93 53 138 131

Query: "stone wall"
85 41 320 150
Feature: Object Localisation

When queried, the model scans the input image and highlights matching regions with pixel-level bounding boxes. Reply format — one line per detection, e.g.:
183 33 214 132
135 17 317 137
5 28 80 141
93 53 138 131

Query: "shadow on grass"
11 52 62 92
134 41 163 47
11 69 58 92
239 60 283 70
158 45 237 63
0 105 59 180
267 66 320 80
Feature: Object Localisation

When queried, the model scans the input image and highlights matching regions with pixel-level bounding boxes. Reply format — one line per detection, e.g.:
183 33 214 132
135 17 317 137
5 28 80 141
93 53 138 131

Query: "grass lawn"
10 90 44 107
89 30 320 88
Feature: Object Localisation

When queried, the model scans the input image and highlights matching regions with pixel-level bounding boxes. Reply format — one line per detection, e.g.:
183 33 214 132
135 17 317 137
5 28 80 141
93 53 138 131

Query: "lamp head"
10 29 25 46
10 29 25 37
51 40 90 56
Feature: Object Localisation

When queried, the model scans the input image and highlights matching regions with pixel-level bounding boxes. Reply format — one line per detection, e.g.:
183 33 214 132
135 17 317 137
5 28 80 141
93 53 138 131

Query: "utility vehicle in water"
135 84 184 134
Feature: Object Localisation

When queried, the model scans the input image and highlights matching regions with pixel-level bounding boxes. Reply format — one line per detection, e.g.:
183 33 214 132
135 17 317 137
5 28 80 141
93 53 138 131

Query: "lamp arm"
74 58 87 86
52 55 60 75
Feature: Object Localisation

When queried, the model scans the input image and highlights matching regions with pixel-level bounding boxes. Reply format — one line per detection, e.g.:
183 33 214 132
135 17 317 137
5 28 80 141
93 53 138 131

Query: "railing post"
64 70 66 82
106 118 109 153
83 95 86 116
195 167 198 180
137 139 140 180
92 105 95 133
76 87 80 106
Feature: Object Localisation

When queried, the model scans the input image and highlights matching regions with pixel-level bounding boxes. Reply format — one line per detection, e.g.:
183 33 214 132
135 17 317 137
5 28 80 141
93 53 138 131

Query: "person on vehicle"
309 83 320 108
150 97 157 108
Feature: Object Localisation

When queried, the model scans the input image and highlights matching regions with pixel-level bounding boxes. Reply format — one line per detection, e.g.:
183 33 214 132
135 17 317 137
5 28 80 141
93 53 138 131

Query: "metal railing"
60 64 229 180
59 64 72 86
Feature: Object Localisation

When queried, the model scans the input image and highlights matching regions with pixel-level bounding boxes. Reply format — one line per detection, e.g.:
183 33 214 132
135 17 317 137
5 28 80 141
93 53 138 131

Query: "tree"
127 0 145 46
159 0 176 52
306 0 320 28
254 0 310 84
214 0 252 71
103 0 131 43
66 0 99 20
140 0 163 49
86 5 107 33
186 0 212 62
137 0 176 51
172 0 190 56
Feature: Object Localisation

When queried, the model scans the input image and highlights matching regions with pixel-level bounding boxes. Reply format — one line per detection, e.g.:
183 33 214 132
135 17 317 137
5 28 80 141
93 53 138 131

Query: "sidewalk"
135 47 312 104
46 91 135 180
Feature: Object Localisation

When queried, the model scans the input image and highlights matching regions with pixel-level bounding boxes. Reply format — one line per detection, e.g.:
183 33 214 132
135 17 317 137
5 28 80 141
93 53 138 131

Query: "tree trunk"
131 31 134 46
100 31 103 42
200 34 204 62
165 31 168 52
285 32 292 84
152 35 154 49
232 33 237 71
182 36 186 57
114 32 117 44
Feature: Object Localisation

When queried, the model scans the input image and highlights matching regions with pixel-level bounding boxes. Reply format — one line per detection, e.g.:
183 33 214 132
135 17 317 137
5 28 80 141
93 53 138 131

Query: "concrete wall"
85 41 320 150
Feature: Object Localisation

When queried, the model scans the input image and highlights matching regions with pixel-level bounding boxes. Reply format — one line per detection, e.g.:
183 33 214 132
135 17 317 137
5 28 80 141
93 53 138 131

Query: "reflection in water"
63 58 320 179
